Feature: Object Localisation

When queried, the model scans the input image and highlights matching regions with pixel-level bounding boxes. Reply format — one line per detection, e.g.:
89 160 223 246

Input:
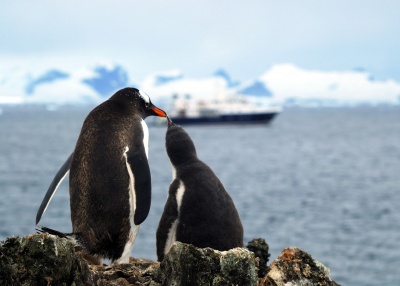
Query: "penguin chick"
36 87 167 265
156 120 244 261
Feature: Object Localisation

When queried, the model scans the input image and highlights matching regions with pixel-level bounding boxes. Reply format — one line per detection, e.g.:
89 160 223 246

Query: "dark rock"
0 235 340 286
0 233 93 285
0 234 162 286
91 258 161 286
247 238 271 278
260 247 340 286
160 241 257 286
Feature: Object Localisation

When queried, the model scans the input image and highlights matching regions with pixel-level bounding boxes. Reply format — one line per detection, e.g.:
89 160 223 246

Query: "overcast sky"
1 0 399 81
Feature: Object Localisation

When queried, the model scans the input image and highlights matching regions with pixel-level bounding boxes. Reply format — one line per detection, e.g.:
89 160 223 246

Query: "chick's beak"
166 115 173 125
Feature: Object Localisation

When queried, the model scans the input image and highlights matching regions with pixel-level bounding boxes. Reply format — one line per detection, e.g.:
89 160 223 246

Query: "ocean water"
0 106 399 285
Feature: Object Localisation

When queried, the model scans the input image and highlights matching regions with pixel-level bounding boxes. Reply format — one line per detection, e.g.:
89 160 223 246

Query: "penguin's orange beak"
151 106 167 117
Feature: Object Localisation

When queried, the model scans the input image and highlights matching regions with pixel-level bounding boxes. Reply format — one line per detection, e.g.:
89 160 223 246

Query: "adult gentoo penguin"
36 87 167 265
156 118 244 261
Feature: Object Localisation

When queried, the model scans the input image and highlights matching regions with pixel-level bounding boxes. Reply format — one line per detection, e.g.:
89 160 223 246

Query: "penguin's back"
175 159 244 250
69 100 144 258
158 122 243 261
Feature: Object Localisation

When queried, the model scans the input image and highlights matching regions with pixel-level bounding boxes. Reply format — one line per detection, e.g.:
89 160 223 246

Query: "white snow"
0 61 399 107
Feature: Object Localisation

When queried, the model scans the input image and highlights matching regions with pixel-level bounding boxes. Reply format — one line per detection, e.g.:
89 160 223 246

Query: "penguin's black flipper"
36 153 73 225
126 146 151 226
156 178 180 261
36 225 80 246
36 225 70 238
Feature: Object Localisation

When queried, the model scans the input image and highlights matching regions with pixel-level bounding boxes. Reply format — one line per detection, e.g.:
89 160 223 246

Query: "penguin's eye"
145 102 150 108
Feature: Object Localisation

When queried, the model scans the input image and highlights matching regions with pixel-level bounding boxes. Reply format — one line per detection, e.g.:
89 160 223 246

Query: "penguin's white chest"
123 119 149 218
141 119 149 158
164 179 185 255
118 119 149 263
123 146 136 213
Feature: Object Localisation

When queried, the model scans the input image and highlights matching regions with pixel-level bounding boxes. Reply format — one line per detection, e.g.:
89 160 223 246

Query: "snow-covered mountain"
259 64 400 107
140 65 400 107
1 62 399 107
0 62 131 106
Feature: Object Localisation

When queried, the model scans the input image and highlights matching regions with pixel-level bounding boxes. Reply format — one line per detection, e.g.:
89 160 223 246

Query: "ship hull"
170 112 278 125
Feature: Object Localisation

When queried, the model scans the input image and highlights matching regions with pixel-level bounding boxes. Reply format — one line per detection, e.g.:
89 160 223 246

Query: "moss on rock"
0 235 340 286
247 238 271 278
160 242 257 286
0 234 92 285
260 247 341 286
90 258 161 285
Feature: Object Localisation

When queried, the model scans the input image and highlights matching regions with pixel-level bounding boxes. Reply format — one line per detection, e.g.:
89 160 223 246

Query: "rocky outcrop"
90 258 161 285
160 242 257 286
0 234 340 286
247 238 271 278
0 233 93 285
259 247 340 286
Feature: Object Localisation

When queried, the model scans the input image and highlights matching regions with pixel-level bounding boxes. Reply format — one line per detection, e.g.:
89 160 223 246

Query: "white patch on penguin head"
138 90 150 106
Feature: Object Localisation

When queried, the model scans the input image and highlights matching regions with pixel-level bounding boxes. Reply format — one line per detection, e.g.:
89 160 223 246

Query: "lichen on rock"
0 234 341 286
0 234 162 286
246 238 271 278
259 247 341 286
90 258 161 285
0 233 92 285
160 241 258 286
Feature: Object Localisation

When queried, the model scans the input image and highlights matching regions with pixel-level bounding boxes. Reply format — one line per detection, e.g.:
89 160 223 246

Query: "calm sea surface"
0 106 399 285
